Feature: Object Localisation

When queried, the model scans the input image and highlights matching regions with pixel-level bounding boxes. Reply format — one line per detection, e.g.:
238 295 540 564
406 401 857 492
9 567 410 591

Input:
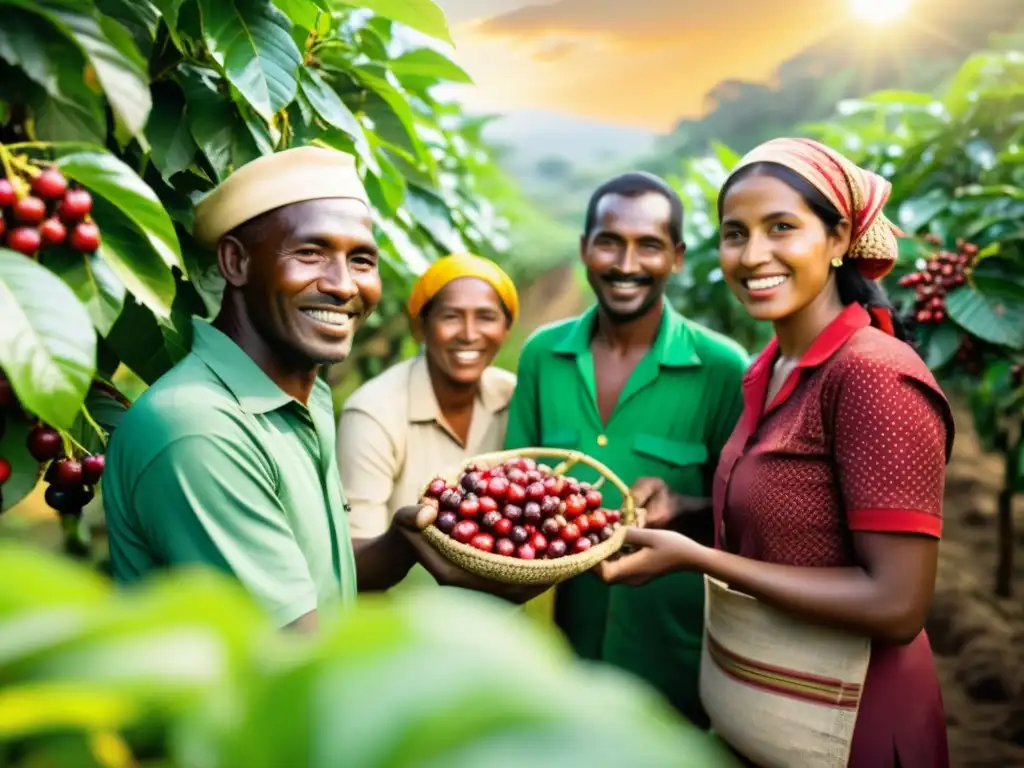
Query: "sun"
850 0 911 23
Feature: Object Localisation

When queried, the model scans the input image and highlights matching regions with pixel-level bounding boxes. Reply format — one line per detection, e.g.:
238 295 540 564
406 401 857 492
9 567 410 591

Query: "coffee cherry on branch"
6 226 42 256
899 241 978 326
30 168 68 200
0 178 16 208
58 189 92 222
27 425 62 461
12 196 46 225
0 457 11 486
39 217 67 247
69 221 101 252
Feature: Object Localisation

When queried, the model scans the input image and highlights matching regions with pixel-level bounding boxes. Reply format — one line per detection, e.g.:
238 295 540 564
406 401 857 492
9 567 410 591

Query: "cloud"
438 0 852 130
532 39 579 61
475 0 844 40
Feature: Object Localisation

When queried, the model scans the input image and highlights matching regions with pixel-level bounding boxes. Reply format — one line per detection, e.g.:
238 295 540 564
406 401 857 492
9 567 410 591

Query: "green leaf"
389 48 471 84
0 418 41 513
46 250 126 336
922 323 960 371
92 196 177 318
178 65 262 182
946 280 1024 350
7 0 153 138
342 0 452 46
150 0 187 48
955 184 1024 201
0 8 60 96
146 82 198 183
273 0 320 30
0 11 106 144
56 151 183 274
197 0 303 121
363 152 405 215
104 297 175 384
0 249 97 430
298 69 376 170
356 68 429 167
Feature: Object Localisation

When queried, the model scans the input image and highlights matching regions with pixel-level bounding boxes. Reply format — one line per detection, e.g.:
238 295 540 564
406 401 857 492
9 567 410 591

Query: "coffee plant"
666 45 1024 597
0 0 516 547
0 542 741 767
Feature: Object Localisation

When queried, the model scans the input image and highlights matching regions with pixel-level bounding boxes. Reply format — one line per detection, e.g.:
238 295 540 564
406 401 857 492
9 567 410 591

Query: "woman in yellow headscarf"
337 253 553 617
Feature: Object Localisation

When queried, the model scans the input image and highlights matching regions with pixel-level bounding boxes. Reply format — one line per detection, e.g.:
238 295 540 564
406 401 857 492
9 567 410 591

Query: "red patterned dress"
711 303 954 767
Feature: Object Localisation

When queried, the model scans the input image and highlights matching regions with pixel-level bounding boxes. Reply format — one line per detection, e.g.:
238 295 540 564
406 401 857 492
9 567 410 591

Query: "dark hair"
718 162 911 343
583 172 684 245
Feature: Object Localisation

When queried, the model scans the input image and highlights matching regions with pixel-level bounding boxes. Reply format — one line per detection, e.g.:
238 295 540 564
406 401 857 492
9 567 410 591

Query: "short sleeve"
833 363 951 538
336 408 397 539
134 433 317 627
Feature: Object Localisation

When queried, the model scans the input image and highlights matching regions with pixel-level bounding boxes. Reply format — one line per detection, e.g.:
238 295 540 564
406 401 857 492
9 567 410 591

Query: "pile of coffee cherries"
422 457 624 561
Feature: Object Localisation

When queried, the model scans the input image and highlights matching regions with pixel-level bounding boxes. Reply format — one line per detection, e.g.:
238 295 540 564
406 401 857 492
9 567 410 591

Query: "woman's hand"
391 504 549 604
596 526 710 587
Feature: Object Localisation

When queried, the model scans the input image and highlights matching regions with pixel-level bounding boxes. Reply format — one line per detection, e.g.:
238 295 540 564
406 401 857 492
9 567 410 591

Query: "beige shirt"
337 355 516 539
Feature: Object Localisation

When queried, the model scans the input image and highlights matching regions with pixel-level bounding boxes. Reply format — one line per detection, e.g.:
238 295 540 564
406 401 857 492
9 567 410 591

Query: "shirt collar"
407 355 510 424
552 302 702 367
190 318 296 414
742 303 871 428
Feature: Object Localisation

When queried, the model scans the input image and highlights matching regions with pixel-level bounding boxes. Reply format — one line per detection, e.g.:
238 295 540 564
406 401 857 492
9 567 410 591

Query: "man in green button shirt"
104 147 535 632
505 172 749 724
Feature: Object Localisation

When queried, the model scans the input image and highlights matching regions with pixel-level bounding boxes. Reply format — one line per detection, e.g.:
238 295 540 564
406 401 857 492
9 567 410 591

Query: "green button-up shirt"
104 319 357 627
504 302 748 718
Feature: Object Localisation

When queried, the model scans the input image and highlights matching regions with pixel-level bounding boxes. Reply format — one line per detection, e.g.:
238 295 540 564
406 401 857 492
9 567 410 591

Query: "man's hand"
391 504 550 605
630 477 712 532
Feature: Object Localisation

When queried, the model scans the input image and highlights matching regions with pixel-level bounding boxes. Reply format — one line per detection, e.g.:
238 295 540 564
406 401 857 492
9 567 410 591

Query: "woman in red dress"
599 138 953 767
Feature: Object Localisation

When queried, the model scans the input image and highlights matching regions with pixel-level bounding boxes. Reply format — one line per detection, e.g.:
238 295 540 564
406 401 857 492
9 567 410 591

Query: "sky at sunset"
433 0 923 131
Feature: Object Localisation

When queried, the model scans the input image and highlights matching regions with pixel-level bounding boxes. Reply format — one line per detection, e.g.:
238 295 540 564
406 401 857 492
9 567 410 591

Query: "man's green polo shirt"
103 319 357 627
504 302 748 720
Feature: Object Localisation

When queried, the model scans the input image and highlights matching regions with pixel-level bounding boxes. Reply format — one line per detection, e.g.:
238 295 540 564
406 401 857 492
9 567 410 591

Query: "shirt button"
596 434 608 447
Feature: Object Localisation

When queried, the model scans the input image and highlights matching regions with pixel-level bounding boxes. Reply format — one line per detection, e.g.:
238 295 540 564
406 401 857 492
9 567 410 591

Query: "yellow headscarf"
407 252 519 324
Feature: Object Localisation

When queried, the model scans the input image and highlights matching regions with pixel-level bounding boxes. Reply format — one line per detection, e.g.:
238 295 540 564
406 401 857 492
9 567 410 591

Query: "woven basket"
419 448 637 586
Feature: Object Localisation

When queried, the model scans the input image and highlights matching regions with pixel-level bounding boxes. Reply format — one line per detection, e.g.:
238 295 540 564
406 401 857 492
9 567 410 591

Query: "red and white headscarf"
727 137 902 280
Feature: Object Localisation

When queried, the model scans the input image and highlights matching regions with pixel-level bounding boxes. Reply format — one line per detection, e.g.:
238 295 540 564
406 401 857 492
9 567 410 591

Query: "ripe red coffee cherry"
495 538 516 557
53 458 83 488
492 517 512 537
59 189 93 221
470 532 495 553
27 426 62 461
0 178 16 207
547 539 568 558
436 510 458 533
426 478 447 497
39 217 67 247
82 454 105 484
516 543 536 560
6 227 42 255
31 168 69 200
13 196 46 224
0 457 11 486
69 221 101 252
452 520 478 543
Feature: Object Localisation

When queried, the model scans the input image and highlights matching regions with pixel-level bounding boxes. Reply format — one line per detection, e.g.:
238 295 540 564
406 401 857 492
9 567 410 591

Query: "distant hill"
480 108 656 196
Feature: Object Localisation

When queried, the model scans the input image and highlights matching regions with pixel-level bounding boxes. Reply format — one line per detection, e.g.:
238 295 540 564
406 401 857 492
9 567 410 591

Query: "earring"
831 257 844 268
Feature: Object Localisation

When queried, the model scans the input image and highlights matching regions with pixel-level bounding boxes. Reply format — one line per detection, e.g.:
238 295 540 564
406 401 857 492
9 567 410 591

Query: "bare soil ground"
928 402 1024 767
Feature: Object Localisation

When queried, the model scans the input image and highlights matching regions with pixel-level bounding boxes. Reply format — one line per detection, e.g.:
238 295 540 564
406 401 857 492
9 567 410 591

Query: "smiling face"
581 192 683 323
421 277 510 388
718 171 850 324
230 197 381 366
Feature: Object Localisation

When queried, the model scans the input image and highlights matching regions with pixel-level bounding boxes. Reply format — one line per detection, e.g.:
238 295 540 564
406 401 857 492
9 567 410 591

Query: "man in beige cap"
103 147 538 630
